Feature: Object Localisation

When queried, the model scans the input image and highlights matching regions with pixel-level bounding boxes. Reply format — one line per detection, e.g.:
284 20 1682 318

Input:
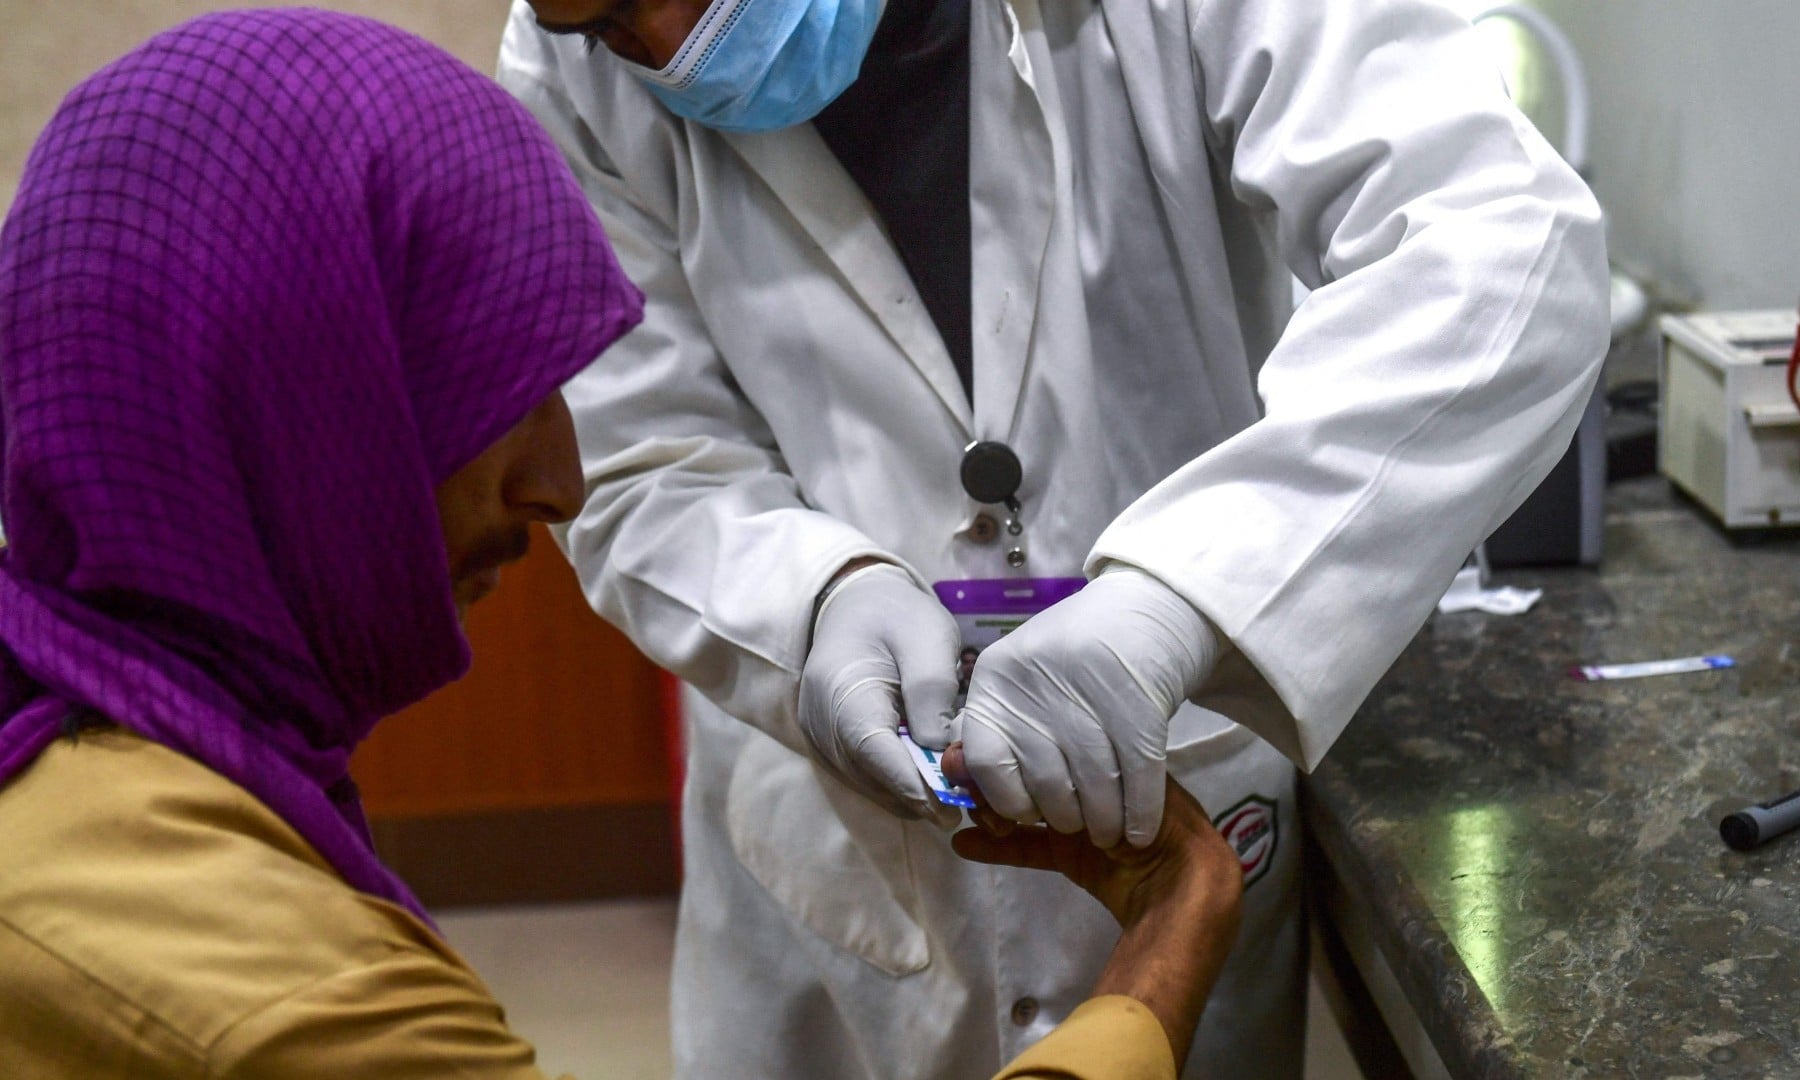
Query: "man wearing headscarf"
0 11 1245 1078
0 10 642 1074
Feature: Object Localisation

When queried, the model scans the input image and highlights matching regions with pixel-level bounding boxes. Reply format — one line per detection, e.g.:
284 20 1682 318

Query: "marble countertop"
1304 478 1800 1078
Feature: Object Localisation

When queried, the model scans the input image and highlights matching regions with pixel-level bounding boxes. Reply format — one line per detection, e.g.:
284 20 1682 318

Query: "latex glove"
959 567 1220 848
800 562 962 826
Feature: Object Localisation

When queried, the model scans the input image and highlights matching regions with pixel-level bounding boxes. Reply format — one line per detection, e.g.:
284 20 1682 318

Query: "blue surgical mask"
621 0 885 133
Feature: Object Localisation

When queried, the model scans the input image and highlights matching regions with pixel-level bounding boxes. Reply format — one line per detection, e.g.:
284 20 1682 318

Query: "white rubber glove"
800 562 963 826
959 566 1221 849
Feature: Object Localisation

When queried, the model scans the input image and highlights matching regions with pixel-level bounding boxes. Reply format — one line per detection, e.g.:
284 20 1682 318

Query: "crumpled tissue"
1436 565 1542 616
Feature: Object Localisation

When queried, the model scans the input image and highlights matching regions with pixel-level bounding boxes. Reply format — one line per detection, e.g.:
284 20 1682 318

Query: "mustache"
455 527 531 581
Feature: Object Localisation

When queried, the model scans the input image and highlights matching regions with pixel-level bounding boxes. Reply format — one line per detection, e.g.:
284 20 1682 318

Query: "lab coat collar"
720 124 974 432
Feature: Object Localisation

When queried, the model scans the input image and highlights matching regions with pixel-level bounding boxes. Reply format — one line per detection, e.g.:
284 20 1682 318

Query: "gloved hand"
959 566 1220 848
800 561 963 826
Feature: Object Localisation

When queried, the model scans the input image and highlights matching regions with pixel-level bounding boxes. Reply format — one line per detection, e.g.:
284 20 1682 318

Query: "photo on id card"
933 578 1087 707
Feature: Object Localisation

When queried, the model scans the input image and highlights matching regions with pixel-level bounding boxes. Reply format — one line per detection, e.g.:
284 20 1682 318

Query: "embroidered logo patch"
1214 795 1278 887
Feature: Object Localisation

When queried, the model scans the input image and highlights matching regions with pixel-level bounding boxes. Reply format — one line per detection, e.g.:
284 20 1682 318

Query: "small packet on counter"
1569 655 1735 681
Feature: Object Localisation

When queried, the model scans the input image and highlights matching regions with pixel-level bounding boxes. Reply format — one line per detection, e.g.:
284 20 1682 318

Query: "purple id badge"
933 577 1088 708
897 577 1087 810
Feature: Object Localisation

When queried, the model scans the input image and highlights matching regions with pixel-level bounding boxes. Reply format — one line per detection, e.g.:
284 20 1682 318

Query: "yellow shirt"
0 730 1172 1079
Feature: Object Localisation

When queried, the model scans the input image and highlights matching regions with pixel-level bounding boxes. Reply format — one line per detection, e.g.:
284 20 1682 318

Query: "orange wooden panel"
352 525 671 818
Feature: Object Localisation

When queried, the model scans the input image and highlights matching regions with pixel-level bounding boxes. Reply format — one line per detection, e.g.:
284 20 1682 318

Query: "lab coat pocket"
725 735 931 977
1165 712 1306 1077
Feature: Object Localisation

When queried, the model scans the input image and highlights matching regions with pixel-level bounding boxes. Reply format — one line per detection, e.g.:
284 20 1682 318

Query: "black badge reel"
960 440 1027 567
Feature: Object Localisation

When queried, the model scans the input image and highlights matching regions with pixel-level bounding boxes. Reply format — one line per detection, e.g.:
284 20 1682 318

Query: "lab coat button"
1009 997 1039 1026
965 513 1001 544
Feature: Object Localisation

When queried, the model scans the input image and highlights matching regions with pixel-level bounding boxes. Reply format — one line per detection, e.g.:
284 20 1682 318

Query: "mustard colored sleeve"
992 995 1178 1080
211 945 572 1080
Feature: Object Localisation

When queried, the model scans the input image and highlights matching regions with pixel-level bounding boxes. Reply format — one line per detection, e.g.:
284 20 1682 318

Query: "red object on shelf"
659 669 686 872
1787 318 1798 411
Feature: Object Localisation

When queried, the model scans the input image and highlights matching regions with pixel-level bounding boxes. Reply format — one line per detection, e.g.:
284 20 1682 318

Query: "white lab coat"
498 0 1606 1075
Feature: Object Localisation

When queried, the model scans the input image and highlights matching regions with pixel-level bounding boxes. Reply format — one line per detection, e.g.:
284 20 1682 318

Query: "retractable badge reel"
911 439 1086 807
960 440 1027 567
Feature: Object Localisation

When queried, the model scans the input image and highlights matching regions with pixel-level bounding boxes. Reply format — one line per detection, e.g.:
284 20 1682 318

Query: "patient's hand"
942 745 1240 928
943 744 1241 1071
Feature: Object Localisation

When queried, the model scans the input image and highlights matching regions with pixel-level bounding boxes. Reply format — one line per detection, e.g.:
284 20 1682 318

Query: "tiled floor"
436 899 1366 1080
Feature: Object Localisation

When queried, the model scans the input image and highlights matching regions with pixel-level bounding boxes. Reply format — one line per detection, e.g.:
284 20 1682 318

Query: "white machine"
1659 309 1800 528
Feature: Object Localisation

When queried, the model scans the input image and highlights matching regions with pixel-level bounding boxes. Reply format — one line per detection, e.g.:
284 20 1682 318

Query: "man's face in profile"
434 392 584 619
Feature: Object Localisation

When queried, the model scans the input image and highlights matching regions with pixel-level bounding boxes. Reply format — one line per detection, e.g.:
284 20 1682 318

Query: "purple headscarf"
0 11 642 922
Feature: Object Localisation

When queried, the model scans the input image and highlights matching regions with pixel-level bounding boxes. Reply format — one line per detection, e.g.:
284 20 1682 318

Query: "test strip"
897 726 976 809
1568 655 1735 681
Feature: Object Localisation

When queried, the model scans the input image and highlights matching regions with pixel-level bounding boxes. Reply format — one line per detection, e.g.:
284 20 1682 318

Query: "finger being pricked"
943 740 1126 901
939 742 1014 837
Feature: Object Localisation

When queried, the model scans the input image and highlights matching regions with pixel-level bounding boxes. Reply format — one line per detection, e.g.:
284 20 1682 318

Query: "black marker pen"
1720 787 1800 851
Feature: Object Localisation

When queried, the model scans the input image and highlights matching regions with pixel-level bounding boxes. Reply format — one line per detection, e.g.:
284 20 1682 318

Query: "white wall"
0 1 512 214
0 1 514 546
1529 0 1800 311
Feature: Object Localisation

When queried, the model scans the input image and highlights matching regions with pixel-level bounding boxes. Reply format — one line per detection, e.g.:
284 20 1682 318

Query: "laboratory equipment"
1658 310 1800 528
